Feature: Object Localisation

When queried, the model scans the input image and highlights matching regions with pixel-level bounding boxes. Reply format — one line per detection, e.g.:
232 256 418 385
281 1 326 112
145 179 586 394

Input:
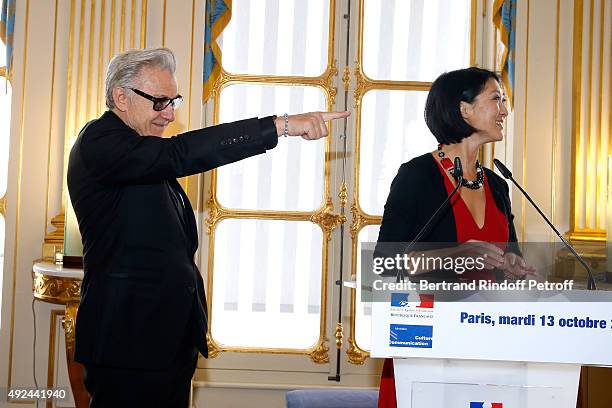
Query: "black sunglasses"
129 88 183 111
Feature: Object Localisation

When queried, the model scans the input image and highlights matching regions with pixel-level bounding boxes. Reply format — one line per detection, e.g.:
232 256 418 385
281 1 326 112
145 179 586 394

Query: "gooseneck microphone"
493 159 597 290
411 157 463 244
394 158 464 281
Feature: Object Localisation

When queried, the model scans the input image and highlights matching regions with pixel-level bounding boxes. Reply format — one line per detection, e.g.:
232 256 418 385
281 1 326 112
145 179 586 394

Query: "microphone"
393 158 464 281
451 156 463 182
493 159 597 290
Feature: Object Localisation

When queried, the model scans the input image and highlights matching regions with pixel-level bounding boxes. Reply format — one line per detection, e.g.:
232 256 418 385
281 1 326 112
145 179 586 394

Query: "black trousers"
84 344 198 408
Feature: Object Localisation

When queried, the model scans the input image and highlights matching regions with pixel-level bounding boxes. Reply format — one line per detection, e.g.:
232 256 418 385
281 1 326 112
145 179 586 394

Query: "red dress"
377 162 509 408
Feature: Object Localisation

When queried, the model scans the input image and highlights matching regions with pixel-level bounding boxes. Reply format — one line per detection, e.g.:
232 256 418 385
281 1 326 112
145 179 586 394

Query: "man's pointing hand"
274 111 351 140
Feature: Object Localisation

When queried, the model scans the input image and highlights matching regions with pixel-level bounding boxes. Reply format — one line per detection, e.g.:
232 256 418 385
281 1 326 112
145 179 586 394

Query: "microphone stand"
493 159 597 290
395 158 463 281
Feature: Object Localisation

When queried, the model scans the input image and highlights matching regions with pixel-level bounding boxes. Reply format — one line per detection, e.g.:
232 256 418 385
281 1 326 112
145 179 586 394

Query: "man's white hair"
105 47 176 109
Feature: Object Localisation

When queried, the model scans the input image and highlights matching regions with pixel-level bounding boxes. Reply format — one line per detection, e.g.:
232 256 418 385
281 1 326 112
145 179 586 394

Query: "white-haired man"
67 47 349 407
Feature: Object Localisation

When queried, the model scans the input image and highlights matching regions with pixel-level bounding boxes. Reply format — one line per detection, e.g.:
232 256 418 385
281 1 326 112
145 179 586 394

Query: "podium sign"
371 290 612 407
371 290 612 365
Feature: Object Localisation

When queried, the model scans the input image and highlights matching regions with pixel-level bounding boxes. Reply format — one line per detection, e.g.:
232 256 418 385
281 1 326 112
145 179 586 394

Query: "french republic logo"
390 293 435 309
470 402 503 408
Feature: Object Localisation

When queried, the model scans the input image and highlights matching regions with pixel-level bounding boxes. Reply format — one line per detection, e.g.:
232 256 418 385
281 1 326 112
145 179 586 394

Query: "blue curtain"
493 0 516 108
0 0 15 80
203 0 231 101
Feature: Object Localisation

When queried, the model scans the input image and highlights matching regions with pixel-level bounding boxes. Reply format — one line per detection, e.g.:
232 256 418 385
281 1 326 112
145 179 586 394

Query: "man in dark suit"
67 47 349 407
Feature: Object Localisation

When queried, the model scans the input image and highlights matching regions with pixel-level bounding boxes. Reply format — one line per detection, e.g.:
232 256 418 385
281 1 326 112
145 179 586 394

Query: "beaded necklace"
437 144 484 190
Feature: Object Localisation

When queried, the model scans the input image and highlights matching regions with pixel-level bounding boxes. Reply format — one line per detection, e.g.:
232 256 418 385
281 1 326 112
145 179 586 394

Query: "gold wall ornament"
350 202 364 239
346 337 369 365
204 193 228 236
32 271 81 304
349 201 382 240
338 183 348 209
206 332 222 359
353 62 367 109
334 322 343 349
342 66 351 92
0 195 5 216
211 65 339 104
210 68 230 101
309 339 330 364
310 197 346 240
323 60 338 107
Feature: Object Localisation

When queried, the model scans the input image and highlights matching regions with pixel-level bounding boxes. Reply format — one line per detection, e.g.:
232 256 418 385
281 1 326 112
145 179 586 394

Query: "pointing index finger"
320 111 351 121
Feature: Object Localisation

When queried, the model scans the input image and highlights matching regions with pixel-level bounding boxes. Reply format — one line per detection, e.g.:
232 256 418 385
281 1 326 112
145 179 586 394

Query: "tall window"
351 0 472 357
0 39 12 325
204 0 475 366
206 0 334 360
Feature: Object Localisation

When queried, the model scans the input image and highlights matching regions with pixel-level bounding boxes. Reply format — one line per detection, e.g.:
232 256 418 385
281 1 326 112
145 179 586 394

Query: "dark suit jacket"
67 110 278 370
376 153 520 280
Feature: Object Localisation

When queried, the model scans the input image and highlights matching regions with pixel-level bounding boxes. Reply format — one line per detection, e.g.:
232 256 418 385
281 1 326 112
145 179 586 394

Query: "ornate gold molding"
204 193 228 236
212 64 340 101
334 322 343 349
32 271 81 305
567 229 606 242
206 330 331 363
205 190 319 235
63 302 79 358
352 62 432 110
347 337 369 365
353 63 366 109
309 339 329 364
325 60 338 107
210 67 229 102
338 182 348 209
206 332 221 359
342 66 351 92
0 195 6 216
311 197 346 240
349 201 381 239
350 202 365 239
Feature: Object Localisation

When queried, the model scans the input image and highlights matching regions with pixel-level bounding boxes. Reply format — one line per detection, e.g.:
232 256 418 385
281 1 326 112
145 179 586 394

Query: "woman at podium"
375 67 532 408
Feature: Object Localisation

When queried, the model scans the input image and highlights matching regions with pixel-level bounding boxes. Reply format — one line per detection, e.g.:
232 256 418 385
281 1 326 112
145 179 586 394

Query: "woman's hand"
499 252 537 279
450 239 506 270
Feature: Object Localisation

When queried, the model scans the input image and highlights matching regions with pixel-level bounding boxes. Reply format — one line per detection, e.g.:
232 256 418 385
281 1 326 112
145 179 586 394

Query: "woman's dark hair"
424 67 501 144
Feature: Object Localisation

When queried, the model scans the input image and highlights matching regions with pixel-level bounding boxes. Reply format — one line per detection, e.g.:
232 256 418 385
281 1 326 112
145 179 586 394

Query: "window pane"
220 0 330 76
355 225 380 351
362 0 471 81
211 219 323 349
358 90 437 216
0 77 11 197
217 84 327 211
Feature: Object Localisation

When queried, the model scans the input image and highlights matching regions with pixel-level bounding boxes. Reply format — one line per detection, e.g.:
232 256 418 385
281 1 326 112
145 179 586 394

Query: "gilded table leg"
63 302 90 408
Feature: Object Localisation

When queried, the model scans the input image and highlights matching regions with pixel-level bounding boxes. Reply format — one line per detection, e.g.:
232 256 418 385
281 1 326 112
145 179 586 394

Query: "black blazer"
67 110 278 369
376 153 520 279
